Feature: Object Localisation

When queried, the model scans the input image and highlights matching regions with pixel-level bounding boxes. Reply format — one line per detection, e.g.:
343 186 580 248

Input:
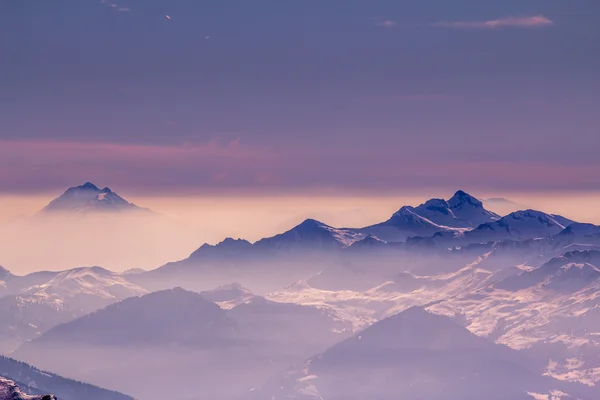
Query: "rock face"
0 377 56 400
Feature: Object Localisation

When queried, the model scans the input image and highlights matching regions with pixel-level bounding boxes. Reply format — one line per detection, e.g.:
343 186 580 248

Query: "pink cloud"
0 139 266 161
435 15 554 29
0 139 598 194
377 20 396 28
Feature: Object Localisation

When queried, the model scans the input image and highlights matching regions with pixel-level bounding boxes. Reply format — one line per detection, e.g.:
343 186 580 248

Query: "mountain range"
3 183 600 400
125 189 582 296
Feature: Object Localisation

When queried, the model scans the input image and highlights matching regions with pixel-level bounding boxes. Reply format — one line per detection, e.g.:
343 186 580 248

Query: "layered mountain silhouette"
0 266 148 353
249 307 589 400
14 287 351 400
128 190 584 295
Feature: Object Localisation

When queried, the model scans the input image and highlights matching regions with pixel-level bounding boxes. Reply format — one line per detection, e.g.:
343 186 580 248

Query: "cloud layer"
435 15 554 29
0 139 598 195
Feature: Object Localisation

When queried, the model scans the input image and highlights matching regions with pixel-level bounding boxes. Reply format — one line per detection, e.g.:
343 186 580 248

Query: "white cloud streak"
435 15 553 29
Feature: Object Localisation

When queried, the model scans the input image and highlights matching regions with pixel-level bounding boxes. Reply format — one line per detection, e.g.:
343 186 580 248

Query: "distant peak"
448 190 483 208
301 218 320 224
509 209 546 217
39 182 141 214
451 190 478 201
79 182 100 190
221 237 248 244
296 218 327 228
216 237 253 248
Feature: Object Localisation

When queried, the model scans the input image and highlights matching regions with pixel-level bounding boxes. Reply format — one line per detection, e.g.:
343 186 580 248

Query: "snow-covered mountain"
495 250 600 292
255 219 364 251
0 377 55 400
0 266 147 353
358 205 457 242
21 266 148 312
38 182 147 214
444 190 501 226
248 307 588 400
0 294 80 354
356 190 499 242
427 250 600 387
406 209 578 249
462 210 575 242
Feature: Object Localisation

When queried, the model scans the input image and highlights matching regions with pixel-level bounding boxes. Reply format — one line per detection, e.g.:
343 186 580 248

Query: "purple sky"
2 0 599 194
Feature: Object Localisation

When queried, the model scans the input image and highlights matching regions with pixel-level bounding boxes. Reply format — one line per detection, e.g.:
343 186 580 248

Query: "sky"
1 0 600 196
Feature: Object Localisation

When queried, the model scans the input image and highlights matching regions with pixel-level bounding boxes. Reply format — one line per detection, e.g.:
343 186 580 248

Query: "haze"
1 190 600 273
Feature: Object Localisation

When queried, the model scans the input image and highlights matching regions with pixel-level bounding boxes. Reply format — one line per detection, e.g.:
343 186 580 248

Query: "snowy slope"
428 250 600 386
0 266 147 353
403 190 500 229
357 205 460 242
22 266 147 304
464 210 574 242
255 219 365 250
356 190 497 242
0 377 55 400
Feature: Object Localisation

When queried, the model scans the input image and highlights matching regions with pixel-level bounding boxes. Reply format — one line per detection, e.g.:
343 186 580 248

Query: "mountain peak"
79 182 100 190
296 218 327 229
39 183 144 214
369 191 499 238
254 218 360 250
391 206 418 217
448 190 483 208
190 238 253 259
559 223 600 236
